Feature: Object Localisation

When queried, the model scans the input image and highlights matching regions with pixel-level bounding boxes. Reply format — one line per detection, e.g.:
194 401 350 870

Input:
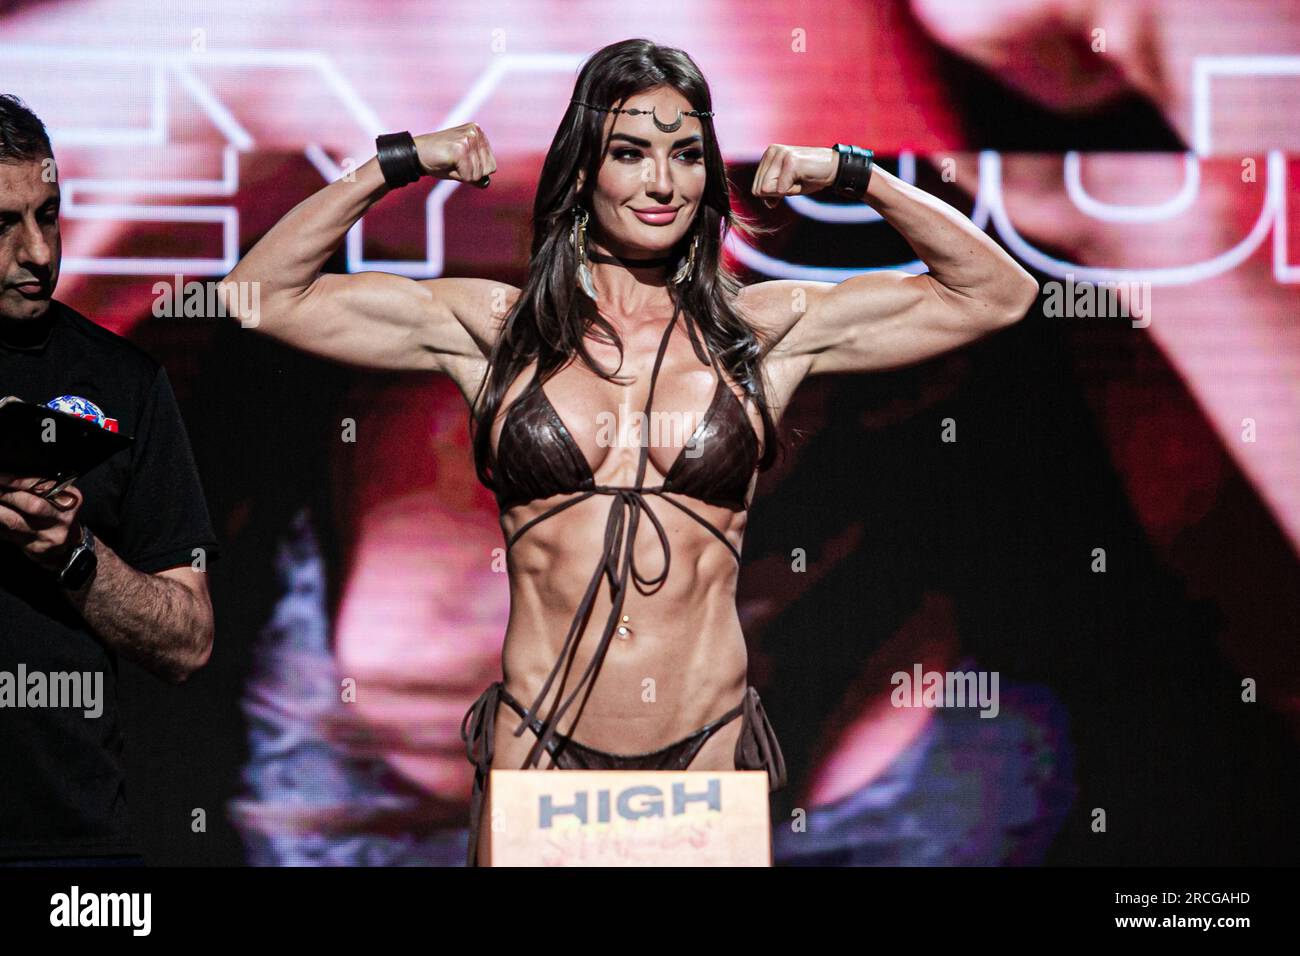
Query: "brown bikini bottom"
459 680 788 867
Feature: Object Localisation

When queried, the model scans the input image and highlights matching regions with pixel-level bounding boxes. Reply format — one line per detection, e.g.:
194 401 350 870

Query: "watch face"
61 549 97 590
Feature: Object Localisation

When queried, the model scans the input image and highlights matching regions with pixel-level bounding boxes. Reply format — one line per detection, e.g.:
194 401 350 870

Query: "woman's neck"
585 248 675 269
584 236 676 313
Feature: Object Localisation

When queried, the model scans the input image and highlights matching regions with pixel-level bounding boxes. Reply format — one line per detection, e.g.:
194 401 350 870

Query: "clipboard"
0 395 134 504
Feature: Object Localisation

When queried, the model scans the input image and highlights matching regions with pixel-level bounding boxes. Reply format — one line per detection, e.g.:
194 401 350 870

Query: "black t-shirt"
0 299 220 859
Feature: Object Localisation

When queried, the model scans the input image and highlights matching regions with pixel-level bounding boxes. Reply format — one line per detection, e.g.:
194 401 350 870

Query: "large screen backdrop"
2 0 1298 865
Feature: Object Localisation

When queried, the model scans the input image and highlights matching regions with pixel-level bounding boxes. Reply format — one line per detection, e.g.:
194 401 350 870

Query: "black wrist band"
376 131 423 189
830 144 874 200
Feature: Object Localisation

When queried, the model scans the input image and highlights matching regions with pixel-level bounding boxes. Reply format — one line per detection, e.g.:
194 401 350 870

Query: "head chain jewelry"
570 98 714 133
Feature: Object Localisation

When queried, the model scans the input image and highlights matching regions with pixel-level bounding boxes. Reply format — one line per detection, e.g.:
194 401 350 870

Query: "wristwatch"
57 522 97 591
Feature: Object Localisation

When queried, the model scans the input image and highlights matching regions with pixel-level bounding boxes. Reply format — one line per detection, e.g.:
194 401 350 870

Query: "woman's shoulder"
734 278 834 337
417 276 523 353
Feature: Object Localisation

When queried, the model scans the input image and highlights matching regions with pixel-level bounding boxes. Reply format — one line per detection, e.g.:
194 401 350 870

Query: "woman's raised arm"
217 124 512 374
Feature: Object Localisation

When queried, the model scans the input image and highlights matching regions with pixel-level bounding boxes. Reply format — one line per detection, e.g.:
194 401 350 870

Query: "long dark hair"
470 38 783 494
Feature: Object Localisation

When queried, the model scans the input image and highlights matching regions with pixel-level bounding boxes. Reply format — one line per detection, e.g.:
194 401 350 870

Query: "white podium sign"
485 769 773 867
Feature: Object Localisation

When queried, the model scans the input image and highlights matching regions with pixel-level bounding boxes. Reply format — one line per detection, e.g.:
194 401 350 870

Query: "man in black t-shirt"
0 95 219 863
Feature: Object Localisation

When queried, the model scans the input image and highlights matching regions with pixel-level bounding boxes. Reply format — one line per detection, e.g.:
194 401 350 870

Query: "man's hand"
0 473 85 575
0 470 214 682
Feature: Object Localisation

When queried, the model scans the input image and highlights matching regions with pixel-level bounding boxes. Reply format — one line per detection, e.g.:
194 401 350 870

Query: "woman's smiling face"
578 85 708 257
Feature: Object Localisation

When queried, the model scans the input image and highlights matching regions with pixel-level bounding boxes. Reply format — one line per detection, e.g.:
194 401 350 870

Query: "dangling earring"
570 206 600 301
672 228 701 285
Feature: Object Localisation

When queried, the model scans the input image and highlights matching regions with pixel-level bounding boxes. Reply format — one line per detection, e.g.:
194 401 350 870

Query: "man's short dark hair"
0 94 53 164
